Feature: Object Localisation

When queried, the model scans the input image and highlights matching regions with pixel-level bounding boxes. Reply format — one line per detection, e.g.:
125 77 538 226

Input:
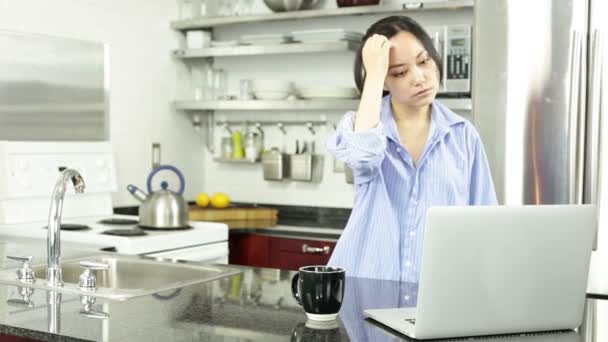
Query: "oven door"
144 241 228 264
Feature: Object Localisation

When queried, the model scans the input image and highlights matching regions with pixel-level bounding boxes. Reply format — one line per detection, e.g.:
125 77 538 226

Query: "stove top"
98 218 139 225
101 227 147 237
42 223 92 231
0 214 228 255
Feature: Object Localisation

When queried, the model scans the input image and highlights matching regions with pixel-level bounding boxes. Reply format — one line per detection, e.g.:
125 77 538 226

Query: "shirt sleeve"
469 132 498 205
327 111 387 184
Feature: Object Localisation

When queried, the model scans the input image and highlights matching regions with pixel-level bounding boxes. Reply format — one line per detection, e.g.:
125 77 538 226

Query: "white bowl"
251 80 293 92
254 91 291 100
263 0 306 12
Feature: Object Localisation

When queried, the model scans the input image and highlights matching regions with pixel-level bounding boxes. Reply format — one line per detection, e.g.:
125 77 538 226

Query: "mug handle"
291 273 302 306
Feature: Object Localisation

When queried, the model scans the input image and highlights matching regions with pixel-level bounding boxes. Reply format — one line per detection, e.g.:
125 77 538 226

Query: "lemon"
195 192 210 207
210 192 230 209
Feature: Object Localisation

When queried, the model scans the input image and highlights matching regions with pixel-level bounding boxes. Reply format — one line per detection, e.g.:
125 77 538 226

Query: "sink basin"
0 255 241 300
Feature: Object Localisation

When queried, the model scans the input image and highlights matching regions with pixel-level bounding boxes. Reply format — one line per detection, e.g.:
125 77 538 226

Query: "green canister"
232 130 244 159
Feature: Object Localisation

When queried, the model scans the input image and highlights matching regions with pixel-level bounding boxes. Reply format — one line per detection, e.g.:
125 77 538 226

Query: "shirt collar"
380 95 465 145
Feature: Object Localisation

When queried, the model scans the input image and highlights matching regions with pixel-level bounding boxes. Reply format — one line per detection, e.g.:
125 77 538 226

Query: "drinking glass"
213 68 227 100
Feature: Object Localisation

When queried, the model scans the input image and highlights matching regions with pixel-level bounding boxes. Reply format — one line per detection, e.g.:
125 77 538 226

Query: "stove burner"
42 223 91 231
101 228 147 236
98 218 139 225
137 225 193 231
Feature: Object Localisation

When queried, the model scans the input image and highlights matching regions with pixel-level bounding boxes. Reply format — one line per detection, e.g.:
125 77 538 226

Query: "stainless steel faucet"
47 168 85 287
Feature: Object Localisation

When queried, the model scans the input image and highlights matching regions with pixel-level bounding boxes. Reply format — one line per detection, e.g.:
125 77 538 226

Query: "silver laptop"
365 205 596 340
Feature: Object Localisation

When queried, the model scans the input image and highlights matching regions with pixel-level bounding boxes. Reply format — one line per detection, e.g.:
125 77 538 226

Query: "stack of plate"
239 33 293 45
291 29 363 43
297 86 360 99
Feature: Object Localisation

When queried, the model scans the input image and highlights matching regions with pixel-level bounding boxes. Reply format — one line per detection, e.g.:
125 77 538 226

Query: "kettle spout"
126 184 148 202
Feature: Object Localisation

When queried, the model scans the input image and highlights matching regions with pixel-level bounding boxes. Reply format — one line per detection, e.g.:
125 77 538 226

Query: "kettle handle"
147 165 185 195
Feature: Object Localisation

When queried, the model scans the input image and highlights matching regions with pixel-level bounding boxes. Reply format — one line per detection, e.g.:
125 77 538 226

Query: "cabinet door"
269 237 336 271
0 334 42 342
229 233 271 268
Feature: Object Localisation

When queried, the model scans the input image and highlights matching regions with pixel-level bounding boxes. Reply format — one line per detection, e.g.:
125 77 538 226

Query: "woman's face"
384 31 439 108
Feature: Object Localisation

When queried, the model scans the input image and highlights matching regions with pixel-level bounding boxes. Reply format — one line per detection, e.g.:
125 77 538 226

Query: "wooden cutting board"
188 205 278 228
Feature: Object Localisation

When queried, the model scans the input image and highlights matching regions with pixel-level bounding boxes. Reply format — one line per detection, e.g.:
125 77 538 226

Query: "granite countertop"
0 238 604 342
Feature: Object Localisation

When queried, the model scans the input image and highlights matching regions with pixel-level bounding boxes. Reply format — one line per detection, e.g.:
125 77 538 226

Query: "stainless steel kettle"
127 165 189 229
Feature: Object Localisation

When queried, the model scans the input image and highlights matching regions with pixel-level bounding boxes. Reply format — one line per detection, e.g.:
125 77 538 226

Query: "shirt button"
405 261 412 267
410 231 416 237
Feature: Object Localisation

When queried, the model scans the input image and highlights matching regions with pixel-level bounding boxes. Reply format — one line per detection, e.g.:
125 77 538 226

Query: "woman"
327 16 497 283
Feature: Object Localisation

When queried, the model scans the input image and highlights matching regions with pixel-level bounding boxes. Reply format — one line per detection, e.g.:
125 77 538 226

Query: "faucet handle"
79 261 109 289
79 261 110 271
7 256 35 283
7 255 32 263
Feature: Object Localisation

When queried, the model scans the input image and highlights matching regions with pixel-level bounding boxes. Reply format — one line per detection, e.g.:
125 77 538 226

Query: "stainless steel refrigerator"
473 0 607 250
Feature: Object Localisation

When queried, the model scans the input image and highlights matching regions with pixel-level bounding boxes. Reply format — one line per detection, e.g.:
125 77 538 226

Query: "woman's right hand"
354 34 392 132
362 34 393 81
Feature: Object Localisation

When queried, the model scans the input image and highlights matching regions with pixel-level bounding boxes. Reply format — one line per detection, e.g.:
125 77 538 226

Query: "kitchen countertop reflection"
0 252 603 341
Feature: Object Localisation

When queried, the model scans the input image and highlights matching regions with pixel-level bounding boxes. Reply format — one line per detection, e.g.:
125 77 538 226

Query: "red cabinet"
0 334 42 342
229 233 337 270
229 233 271 268
269 237 336 270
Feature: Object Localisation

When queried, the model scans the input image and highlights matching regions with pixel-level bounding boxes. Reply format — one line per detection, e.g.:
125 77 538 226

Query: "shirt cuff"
338 112 387 155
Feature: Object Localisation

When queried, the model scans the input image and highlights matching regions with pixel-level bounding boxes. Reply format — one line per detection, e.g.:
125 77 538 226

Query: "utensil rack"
190 111 329 152
217 119 327 135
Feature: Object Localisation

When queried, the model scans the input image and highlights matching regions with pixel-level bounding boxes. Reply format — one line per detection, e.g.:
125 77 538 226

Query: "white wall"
195 3 474 208
0 0 206 207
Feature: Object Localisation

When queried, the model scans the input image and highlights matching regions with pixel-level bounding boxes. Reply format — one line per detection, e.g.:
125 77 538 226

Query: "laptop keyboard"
404 318 416 325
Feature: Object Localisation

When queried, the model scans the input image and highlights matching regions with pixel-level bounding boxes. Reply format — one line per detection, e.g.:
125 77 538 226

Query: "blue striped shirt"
327 96 497 283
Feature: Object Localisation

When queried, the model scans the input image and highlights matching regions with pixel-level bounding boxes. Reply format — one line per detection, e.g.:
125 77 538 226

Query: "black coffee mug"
291 266 345 321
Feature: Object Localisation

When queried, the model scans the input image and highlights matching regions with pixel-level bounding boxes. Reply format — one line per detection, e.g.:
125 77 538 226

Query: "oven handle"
145 243 228 262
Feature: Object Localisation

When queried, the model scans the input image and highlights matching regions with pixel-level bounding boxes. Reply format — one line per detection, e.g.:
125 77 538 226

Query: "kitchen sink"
0 255 241 300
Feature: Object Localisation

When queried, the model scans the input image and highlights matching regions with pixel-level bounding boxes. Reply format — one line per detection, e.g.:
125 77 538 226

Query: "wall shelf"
213 157 260 164
174 99 360 111
173 40 359 58
175 98 471 111
173 2 474 154
171 1 474 30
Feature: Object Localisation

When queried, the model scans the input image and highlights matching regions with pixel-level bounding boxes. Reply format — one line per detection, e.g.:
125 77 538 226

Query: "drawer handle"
302 244 330 255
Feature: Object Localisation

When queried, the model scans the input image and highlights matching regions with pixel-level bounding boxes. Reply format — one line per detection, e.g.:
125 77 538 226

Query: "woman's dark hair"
354 16 442 94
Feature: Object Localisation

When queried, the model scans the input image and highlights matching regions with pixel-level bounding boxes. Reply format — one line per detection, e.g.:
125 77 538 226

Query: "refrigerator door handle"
585 29 603 205
569 30 584 204
585 29 603 250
